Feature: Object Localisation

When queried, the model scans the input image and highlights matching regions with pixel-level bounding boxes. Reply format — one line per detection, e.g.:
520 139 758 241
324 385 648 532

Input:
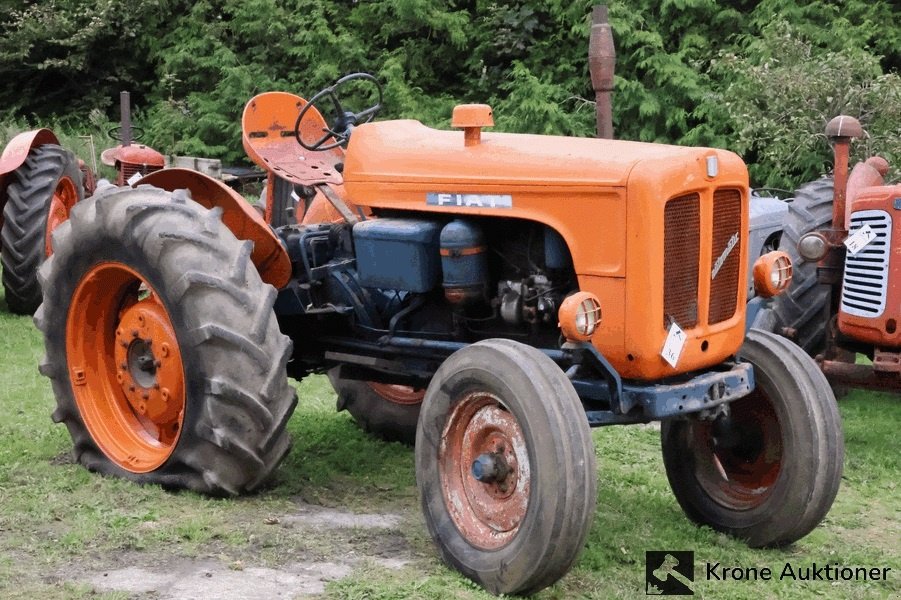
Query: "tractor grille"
709 189 742 324
664 193 700 328
121 161 162 183
840 210 892 317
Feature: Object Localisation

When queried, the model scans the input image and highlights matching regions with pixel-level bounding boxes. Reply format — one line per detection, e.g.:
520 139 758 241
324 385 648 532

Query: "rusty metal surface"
664 193 700 328
820 358 901 392
137 169 291 289
589 5 615 139
438 392 530 551
242 92 344 186
874 349 901 374
709 189 742 323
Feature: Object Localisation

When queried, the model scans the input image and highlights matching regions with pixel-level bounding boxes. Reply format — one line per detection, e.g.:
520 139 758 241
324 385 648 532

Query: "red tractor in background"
0 129 84 314
760 116 901 391
0 92 164 315
98 91 165 188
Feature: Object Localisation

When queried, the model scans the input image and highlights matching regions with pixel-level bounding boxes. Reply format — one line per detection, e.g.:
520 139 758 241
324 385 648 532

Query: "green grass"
0 278 899 599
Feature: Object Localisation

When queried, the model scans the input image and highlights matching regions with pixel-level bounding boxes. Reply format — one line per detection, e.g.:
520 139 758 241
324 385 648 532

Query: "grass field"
0 279 898 599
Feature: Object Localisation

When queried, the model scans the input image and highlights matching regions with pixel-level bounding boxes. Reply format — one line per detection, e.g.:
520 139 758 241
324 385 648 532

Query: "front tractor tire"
416 339 597 595
329 369 423 445
35 186 297 495
1 144 83 314
661 329 843 547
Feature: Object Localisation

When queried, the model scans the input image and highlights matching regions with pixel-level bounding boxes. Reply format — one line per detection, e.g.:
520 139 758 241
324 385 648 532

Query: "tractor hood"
343 119 709 189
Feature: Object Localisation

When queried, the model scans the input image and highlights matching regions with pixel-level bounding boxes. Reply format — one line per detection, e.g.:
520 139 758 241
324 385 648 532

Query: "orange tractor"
33 68 845 594
759 116 901 391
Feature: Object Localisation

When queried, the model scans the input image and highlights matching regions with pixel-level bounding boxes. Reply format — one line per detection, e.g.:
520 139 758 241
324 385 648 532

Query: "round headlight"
798 232 829 262
753 251 793 298
558 292 602 341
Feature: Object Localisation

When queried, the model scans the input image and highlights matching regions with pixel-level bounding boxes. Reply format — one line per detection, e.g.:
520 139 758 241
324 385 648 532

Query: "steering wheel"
107 125 145 144
294 73 383 151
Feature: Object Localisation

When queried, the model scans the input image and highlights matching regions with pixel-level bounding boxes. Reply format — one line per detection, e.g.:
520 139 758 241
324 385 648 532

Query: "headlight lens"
753 251 793 298
559 292 602 341
798 232 829 262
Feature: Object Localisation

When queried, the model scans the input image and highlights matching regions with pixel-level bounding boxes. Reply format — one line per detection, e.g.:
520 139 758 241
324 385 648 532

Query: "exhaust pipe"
588 5 616 139
120 91 133 147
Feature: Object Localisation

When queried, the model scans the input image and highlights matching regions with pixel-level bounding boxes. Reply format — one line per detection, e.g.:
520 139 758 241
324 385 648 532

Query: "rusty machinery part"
328 368 424 445
294 73 383 151
136 168 291 289
35 185 297 495
588 4 615 139
242 91 345 187
1 144 83 314
661 329 843 547
415 339 596 595
758 178 835 355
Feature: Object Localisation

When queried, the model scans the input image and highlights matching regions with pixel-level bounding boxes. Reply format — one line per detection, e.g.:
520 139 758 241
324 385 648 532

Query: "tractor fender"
0 128 61 202
137 168 291 289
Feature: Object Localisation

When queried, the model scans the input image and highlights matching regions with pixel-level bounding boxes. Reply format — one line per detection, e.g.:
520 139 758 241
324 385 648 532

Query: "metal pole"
119 91 133 147
589 5 615 139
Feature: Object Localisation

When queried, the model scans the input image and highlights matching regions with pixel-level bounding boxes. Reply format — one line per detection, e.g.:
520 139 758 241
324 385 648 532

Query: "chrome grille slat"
840 209 891 317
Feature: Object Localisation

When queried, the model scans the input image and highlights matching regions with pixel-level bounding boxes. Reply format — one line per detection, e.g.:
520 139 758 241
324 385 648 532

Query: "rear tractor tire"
661 329 843 547
35 186 297 495
759 178 835 355
416 339 597 595
329 368 423 445
1 144 83 314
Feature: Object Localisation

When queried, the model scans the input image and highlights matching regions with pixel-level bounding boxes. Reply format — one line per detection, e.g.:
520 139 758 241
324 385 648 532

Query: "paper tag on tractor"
661 322 687 368
844 224 877 256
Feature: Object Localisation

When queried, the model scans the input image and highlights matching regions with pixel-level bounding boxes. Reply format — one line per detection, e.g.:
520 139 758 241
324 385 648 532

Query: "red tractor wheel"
329 369 424 444
1 144 82 314
416 339 596 595
36 185 297 495
661 329 844 547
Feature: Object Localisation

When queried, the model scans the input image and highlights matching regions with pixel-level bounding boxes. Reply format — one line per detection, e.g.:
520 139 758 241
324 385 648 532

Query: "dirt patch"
281 502 404 530
72 504 413 599
87 560 352 599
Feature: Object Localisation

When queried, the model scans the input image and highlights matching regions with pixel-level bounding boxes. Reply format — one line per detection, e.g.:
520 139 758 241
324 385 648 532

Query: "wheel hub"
693 391 782 509
439 392 530 550
113 301 183 426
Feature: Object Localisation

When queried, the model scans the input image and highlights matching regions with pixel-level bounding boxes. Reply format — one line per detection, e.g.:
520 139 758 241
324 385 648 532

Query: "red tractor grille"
664 193 700 328
709 189 742 324
120 162 162 184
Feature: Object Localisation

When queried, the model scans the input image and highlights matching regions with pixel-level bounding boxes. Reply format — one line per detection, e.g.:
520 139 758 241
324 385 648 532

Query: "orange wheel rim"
45 175 79 257
367 382 425 405
439 392 530 550
66 262 185 472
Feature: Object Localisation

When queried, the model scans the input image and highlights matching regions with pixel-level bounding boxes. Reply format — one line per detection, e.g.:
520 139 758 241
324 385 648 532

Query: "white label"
844 224 877 256
127 171 144 186
661 322 687 368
